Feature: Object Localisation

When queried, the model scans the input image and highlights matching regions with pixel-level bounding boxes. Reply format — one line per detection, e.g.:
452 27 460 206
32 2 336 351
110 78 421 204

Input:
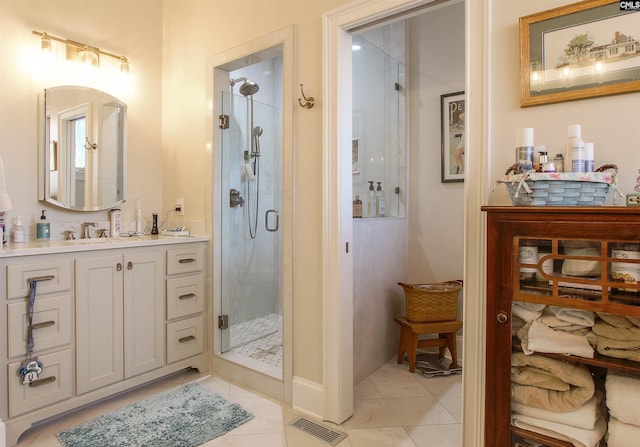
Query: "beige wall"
489 0 639 202
161 0 351 384
0 0 163 233
407 3 465 284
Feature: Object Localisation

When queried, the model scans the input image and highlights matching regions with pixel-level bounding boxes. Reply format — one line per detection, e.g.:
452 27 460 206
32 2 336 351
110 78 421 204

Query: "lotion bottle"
352 195 363 218
36 210 50 240
376 182 385 217
11 216 24 243
135 198 143 234
367 181 375 217
566 124 586 172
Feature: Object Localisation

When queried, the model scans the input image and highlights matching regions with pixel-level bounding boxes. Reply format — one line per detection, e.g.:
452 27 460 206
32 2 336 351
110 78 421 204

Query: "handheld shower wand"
252 126 263 156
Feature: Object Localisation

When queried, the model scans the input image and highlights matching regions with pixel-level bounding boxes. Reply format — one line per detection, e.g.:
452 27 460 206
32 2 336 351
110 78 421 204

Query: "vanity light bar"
32 30 130 73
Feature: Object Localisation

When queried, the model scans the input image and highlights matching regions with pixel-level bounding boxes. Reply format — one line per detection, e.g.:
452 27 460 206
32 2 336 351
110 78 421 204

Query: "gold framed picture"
520 0 640 107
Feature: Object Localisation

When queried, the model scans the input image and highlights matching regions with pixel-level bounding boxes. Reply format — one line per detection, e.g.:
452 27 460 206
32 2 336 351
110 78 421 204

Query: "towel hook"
85 137 97 150
298 84 315 109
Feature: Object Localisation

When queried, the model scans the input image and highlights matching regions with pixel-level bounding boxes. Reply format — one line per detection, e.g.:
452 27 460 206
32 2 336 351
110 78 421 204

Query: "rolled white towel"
605 371 640 426
511 413 606 447
513 301 545 322
518 319 594 358
511 393 602 430
606 417 640 447
544 306 595 328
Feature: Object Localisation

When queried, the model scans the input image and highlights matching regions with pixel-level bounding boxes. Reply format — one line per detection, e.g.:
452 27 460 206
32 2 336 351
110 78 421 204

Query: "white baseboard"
292 376 323 420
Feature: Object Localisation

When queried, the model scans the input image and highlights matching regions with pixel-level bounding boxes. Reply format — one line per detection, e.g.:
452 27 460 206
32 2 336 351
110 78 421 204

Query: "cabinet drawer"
166 275 204 320
166 316 204 363
8 349 73 417
166 245 204 275
7 261 71 299
7 294 72 358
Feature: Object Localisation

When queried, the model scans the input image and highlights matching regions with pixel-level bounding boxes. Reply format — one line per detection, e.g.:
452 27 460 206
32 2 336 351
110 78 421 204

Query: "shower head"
239 80 259 96
252 126 263 137
230 77 260 96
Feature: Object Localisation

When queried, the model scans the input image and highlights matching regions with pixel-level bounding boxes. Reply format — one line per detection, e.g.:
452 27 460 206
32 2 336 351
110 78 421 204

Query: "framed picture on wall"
520 0 640 107
440 91 465 183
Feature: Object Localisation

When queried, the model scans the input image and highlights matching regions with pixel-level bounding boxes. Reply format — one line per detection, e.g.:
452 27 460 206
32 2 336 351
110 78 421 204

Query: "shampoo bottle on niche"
352 195 363 218
36 210 50 240
375 182 385 217
367 181 375 217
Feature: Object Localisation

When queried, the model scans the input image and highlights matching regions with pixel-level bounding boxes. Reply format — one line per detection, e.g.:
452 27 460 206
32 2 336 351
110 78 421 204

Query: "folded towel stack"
605 371 640 447
513 302 595 358
592 313 640 362
511 353 605 447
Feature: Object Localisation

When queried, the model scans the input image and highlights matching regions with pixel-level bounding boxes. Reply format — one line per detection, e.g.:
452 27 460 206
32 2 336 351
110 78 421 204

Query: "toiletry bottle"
553 153 564 172
353 195 363 218
151 213 159 235
515 128 534 171
110 208 121 237
37 210 50 240
566 124 586 172
367 181 375 217
376 182 385 217
584 142 595 172
135 198 143 234
0 211 5 244
11 216 24 243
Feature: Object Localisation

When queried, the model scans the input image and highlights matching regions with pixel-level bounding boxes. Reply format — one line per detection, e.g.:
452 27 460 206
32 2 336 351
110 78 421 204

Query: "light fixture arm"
32 30 129 72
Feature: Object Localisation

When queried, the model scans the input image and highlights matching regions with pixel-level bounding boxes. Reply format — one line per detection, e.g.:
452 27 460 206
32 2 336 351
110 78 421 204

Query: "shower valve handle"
230 188 244 208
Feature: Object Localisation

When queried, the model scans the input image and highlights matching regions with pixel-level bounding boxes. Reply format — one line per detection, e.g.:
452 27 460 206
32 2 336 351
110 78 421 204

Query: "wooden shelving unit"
483 206 640 447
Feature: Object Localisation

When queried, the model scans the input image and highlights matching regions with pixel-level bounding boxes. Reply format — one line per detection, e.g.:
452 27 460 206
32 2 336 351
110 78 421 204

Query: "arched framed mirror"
39 86 126 211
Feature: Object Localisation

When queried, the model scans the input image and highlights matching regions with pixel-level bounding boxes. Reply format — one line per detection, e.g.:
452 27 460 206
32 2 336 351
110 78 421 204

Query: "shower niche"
352 22 406 218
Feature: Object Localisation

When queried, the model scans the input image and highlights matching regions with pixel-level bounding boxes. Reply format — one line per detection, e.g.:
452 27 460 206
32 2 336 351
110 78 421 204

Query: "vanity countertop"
0 235 209 257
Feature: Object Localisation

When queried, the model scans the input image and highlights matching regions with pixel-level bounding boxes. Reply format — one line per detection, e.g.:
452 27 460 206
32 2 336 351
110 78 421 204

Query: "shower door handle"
265 209 279 232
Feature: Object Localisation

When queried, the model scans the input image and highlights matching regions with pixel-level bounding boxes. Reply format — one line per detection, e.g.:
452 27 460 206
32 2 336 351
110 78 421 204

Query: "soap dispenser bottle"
376 182 385 217
367 181 375 217
36 210 50 240
11 216 25 243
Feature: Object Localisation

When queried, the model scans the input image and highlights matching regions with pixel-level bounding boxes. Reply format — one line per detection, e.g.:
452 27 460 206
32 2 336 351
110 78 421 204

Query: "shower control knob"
230 188 244 208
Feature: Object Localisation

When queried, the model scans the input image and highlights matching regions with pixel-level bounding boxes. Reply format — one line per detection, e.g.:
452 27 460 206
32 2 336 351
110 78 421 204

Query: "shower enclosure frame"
206 27 294 405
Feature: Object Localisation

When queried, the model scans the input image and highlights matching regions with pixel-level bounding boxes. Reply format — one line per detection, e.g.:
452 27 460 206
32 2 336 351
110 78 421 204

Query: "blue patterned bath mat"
57 381 254 447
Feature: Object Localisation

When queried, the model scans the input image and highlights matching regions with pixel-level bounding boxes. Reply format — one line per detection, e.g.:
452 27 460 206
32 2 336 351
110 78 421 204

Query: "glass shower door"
219 89 282 376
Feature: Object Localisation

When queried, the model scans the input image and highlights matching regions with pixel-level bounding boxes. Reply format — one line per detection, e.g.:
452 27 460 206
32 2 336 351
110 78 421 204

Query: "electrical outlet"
176 198 185 216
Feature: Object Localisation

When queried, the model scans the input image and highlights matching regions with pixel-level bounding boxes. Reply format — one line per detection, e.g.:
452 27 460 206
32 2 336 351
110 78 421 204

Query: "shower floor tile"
228 313 282 374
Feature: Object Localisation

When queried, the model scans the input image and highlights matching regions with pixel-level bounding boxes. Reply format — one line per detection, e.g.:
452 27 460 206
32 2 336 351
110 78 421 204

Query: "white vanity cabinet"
166 245 205 364
4 257 74 419
75 250 164 394
0 238 208 447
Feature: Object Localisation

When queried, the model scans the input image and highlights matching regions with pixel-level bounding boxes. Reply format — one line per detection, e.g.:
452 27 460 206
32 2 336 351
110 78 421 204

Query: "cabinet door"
124 251 165 378
75 255 124 394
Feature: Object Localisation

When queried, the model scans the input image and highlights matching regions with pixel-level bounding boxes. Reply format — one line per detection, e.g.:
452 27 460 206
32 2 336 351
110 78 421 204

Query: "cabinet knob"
116 263 122 271
127 261 133 270
497 313 509 324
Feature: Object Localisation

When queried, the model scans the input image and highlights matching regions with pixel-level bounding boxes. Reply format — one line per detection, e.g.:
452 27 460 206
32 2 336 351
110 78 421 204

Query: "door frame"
206 26 294 405
322 3 488 446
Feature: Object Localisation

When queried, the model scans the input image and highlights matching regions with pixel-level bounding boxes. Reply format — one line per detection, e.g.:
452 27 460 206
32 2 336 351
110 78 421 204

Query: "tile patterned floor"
229 313 282 370
13 356 461 447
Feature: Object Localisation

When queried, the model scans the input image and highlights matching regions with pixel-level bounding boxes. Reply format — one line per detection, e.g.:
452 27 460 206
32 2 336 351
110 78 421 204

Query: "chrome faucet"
81 222 97 239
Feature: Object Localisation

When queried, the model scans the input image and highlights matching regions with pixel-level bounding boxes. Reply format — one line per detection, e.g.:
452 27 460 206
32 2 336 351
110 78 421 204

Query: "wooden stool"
394 316 462 373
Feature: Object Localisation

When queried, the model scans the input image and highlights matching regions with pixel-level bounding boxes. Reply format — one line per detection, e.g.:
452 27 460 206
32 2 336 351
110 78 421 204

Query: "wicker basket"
499 168 618 206
397 281 461 323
